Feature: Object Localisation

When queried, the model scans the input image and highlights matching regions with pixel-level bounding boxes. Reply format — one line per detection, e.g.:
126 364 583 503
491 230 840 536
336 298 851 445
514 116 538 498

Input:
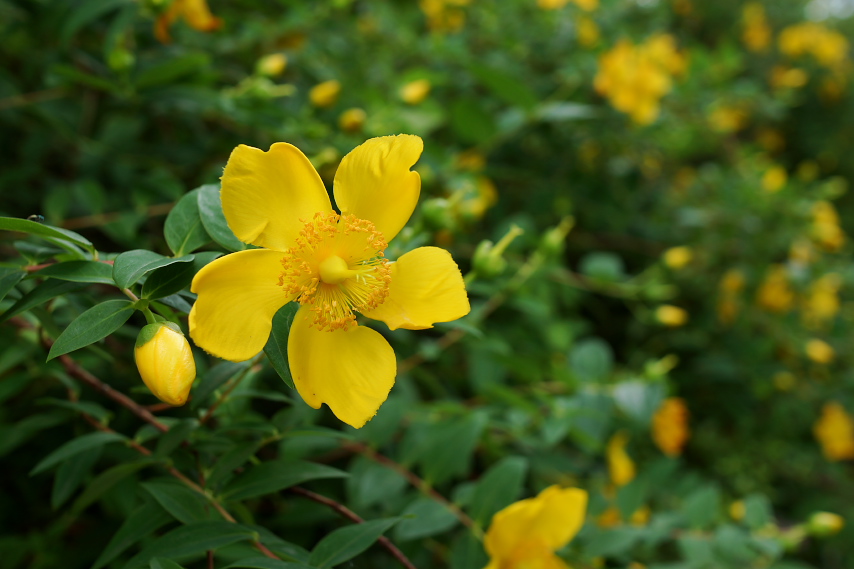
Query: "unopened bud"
539 216 574 255
135 322 196 406
472 225 524 279
807 512 844 537
400 79 431 104
256 53 287 77
421 198 455 230
338 108 367 132
309 79 341 108
655 305 688 327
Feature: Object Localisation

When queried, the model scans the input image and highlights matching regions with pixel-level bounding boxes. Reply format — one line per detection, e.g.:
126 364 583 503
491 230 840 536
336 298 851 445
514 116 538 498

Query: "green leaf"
0 411 71 457
31 431 126 475
72 459 159 513
0 268 25 303
264 303 300 389
32 261 114 284
469 456 528 524
0 216 94 252
0 279 86 323
141 261 196 300
569 338 614 383
585 527 643 557
206 442 263 490
221 558 313 569
154 419 198 458
135 53 211 90
449 532 488 569
191 361 251 410
450 98 496 145
47 299 135 360
470 63 538 110
222 460 348 501
308 518 399 568
683 485 722 529
38 398 112 423
164 190 211 256
536 102 597 122
743 493 772 530
150 558 188 569
112 250 195 289
142 479 219 524
197 184 246 252
93 499 173 569
50 445 102 509
415 411 488 485
394 498 458 541
122 521 257 569
346 456 407 510
60 0 130 42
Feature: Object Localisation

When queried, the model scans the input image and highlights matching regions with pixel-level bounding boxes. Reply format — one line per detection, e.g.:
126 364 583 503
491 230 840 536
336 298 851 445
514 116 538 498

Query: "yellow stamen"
278 212 392 331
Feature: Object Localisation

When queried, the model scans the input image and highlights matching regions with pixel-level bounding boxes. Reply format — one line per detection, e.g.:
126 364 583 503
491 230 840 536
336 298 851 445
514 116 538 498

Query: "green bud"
539 216 574 256
421 198 455 230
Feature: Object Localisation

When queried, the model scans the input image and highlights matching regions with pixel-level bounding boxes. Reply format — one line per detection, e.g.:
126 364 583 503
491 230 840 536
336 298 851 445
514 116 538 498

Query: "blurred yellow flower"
814 402 854 460
607 431 636 486
456 149 487 171
577 16 600 48
663 246 692 269
729 500 746 521
400 79 432 105
154 0 222 44
708 106 747 133
808 512 845 536
135 322 196 406
574 0 598 11
652 397 690 456
779 22 849 70
338 108 366 133
805 338 835 364
812 201 846 251
720 269 746 294
309 80 341 108
742 3 771 52
761 165 787 193
789 238 815 265
189 135 470 428
655 305 688 327
420 0 470 32
483 485 587 569
256 53 287 77
538 0 570 8
454 176 498 221
597 505 622 528
770 65 809 90
756 265 794 313
594 35 685 125
803 273 841 328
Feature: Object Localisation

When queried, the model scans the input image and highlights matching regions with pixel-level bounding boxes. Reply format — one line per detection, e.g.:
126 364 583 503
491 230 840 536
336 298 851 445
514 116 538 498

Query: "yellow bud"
807 512 845 537
663 246 693 269
762 165 788 193
338 108 366 132
135 322 196 406
399 79 431 104
256 53 287 77
805 339 835 364
729 500 746 521
655 305 688 327
309 80 341 108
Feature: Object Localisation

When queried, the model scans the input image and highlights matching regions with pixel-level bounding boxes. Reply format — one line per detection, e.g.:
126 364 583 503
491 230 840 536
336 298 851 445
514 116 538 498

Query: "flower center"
278 212 391 331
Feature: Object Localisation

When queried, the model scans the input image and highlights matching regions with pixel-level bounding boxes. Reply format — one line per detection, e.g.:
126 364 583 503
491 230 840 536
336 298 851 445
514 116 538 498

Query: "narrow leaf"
47 299 135 360
222 559 314 569
222 460 348 501
150 558 188 569
164 190 211 256
93 499 174 569
122 521 257 569
0 279 86 324
33 261 114 285
0 268 25 303
308 518 399 568
394 498 458 541
50 445 102 509
197 184 246 252
0 216 93 251
31 431 125 475
264 303 299 389
142 479 219 524
72 459 158 513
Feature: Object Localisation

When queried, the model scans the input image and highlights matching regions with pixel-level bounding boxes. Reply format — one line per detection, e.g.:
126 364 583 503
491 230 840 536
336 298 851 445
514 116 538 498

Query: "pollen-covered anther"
278 211 391 331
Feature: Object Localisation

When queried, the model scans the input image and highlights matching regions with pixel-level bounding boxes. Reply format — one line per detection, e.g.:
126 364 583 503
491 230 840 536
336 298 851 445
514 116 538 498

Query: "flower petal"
363 246 470 330
189 249 292 361
333 134 423 242
221 143 333 251
288 306 396 428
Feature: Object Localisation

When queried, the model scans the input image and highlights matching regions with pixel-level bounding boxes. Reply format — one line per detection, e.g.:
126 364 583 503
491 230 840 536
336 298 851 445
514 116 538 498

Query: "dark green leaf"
197 184 246 252
0 279 86 323
122 521 257 569
585 527 643 557
469 456 528 524
38 398 112 423
394 498 458 541
93 499 173 569
136 53 211 90
0 268 25 303
222 460 348 501
191 361 251 410
470 63 538 110
569 338 614 382
206 442 263 490
142 479 219 524
72 459 159 513
150 558 188 569
0 411 71 457
31 431 126 475
417 411 488 485
112 250 195 289
47 299 135 360
264 303 300 390
308 518 399 568
32 261 115 284
50 445 102 509
154 419 198 458
141 261 196 300
0 216 93 251
450 99 496 145
60 0 130 43
450 533 488 569
221 558 313 569
164 190 211 256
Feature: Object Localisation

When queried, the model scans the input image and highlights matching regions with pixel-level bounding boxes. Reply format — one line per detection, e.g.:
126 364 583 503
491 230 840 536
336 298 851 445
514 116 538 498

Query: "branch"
290 486 417 569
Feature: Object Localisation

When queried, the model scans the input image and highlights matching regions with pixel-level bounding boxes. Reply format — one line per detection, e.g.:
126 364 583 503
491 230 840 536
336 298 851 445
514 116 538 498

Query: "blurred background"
3 0 854 567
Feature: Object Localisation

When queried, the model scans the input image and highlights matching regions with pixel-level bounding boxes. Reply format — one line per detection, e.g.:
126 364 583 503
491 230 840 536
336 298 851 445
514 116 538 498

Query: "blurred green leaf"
0 279 86 324
47 299 135 360
31 431 125 475
50 445 102 509
308 518 399 569
394 498 458 541
150 558 188 569
0 268 26 303
470 63 538 110
569 338 614 383
469 456 528 525
93 499 174 569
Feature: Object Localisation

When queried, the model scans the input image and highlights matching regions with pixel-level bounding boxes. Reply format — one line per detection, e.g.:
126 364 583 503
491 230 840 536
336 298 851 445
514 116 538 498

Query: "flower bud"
256 53 287 77
662 246 693 269
135 322 196 406
338 108 367 132
655 305 688 327
807 512 845 537
421 197 455 230
805 338 834 364
309 79 341 108
399 79 431 104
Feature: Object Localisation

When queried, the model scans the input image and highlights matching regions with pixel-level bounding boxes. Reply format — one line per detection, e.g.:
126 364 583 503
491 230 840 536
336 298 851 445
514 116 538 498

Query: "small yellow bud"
607 431 636 487
399 79 431 105
338 108 366 132
256 53 287 77
805 339 835 364
762 165 788 193
729 500 746 521
807 512 845 537
655 305 688 327
663 246 693 269
309 80 341 108
135 322 196 406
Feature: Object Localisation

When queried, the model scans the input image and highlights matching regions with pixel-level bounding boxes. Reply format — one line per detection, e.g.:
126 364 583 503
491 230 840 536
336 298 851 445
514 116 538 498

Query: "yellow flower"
400 79 432 105
652 397 690 456
538 0 570 10
756 265 794 312
655 305 688 327
607 431 636 486
729 500 746 521
663 246 692 269
742 3 771 52
256 53 287 77
779 22 849 70
573 0 598 11
154 0 222 44
770 65 809 90
577 16 600 48
338 108 367 132
135 322 196 406
803 273 841 328
812 201 846 251
814 402 854 460
761 165 787 193
420 0 470 32
189 135 470 428
309 80 341 108
708 106 748 133
720 269 746 294
805 338 835 364
483 485 588 569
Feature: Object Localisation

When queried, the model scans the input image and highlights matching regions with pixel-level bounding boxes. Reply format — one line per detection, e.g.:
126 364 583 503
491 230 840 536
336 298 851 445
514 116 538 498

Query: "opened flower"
189 135 470 428
483 485 588 569
154 0 222 44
